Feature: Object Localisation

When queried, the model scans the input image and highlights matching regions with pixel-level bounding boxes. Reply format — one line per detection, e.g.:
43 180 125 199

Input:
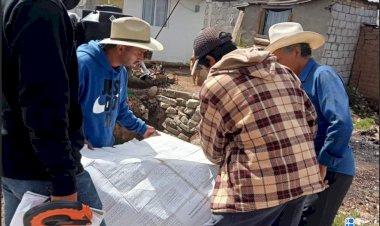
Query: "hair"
99 44 117 52
197 41 237 67
282 43 312 58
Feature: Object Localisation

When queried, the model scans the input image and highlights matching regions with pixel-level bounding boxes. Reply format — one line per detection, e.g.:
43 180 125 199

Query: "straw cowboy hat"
265 22 325 52
100 17 163 51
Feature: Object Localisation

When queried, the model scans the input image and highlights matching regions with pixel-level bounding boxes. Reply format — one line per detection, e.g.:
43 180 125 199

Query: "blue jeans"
2 170 106 226
204 196 306 226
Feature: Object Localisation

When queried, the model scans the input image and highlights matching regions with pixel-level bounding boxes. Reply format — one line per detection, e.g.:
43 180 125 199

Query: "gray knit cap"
193 27 232 59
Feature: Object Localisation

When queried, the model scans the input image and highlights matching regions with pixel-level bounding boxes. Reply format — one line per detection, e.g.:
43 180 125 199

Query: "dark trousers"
299 171 353 226
204 196 306 226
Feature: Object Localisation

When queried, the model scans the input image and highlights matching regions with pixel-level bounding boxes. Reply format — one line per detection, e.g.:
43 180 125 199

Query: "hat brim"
99 37 163 51
191 59 200 76
265 31 325 53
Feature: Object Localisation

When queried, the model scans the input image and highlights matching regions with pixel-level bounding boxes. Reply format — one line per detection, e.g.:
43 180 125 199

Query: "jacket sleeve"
316 69 353 167
199 83 228 165
77 56 87 103
12 2 78 196
117 70 147 135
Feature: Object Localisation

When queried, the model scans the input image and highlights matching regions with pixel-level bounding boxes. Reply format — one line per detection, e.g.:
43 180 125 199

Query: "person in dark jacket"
1 0 104 225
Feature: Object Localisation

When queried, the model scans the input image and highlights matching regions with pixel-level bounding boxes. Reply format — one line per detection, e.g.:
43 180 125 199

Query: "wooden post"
232 10 245 43
257 9 265 34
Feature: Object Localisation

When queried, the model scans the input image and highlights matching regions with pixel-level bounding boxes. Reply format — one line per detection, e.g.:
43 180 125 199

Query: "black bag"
80 7 131 45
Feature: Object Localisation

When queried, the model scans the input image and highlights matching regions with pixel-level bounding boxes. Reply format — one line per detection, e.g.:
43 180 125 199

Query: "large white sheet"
81 132 218 226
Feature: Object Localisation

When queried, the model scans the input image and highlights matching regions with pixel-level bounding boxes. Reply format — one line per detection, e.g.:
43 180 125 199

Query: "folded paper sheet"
81 132 218 226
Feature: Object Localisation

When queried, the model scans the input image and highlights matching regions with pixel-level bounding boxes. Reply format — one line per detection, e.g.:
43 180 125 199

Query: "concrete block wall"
204 1 240 33
349 25 379 110
320 0 378 84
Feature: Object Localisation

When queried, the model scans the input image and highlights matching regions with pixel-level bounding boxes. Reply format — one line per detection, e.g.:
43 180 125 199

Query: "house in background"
70 0 206 64
349 23 379 110
123 0 206 64
205 0 378 84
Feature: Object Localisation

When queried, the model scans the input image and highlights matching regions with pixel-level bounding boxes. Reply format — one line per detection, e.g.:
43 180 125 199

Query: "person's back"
2 1 104 225
200 47 324 212
192 27 325 226
2 0 84 195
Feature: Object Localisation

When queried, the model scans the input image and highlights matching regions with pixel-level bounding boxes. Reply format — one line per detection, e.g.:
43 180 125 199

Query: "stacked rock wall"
157 89 201 143
115 88 202 145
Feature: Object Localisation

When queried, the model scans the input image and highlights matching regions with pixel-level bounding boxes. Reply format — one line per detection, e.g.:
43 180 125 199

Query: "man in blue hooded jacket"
77 17 163 148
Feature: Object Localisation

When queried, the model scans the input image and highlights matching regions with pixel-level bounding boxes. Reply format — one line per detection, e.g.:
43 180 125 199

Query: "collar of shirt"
299 58 317 82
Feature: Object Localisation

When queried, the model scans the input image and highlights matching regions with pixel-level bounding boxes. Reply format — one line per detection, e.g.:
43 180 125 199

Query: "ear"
116 45 125 54
294 46 302 57
205 55 217 67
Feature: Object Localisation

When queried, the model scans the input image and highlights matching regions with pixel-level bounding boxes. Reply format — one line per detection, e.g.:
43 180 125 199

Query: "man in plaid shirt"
191 27 325 226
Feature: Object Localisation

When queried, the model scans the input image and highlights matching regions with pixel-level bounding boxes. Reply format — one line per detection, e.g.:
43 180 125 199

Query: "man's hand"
319 164 329 186
85 139 94 150
51 192 77 202
143 126 160 138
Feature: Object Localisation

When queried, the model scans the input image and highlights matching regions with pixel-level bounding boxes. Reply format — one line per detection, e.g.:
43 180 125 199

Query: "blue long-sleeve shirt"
299 58 355 176
77 41 147 147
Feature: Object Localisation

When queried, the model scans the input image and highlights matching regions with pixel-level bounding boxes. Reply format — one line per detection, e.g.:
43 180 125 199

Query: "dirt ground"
342 133 379 225
164 67 202 94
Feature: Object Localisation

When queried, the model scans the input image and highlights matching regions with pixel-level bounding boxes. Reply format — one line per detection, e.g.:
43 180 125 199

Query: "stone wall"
349 24 379 111
320 1 378 83
333 0 379 9
114 87 202 145
157 89 201 144
204 1 240 33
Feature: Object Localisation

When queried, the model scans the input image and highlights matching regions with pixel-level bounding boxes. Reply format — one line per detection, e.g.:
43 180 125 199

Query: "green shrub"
354 117 376 130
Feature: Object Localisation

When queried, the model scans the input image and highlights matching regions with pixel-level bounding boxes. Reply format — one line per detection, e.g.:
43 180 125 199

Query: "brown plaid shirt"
199 48 325 213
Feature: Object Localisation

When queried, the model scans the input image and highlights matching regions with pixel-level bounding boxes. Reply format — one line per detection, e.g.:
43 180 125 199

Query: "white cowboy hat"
100 17 163 51
265 22 325 52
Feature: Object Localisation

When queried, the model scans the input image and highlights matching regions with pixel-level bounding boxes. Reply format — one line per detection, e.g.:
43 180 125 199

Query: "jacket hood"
209 48 274 80
77 40 120 74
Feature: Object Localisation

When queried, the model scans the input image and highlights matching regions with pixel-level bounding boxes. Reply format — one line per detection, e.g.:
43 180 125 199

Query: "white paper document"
81 132 217 226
